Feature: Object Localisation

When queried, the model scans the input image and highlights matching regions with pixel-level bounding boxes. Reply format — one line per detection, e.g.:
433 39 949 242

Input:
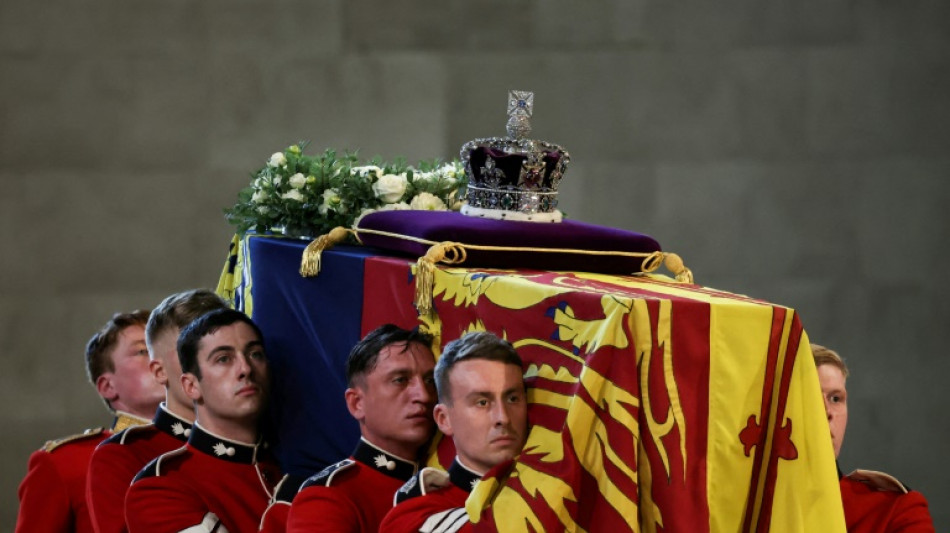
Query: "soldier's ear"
344 387 364 422
149 359 168 387
96 373 118 403
181 373 201 401
434 403 453 437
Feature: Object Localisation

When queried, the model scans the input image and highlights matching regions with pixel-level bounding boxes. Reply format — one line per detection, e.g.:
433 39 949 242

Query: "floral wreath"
224 143 467 239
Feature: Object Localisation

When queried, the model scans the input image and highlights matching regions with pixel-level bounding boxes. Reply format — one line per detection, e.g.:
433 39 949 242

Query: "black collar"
152 404 193 443
188 423 265 465
449 458 482 493
352 439 417 481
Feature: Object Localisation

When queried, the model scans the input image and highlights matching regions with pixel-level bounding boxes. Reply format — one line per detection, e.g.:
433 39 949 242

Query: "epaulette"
101 423 156 446
300 459 355 490
272 473 308 504
395 467 451 505
846 469 910 494
43 427 105 453
133 446 188 482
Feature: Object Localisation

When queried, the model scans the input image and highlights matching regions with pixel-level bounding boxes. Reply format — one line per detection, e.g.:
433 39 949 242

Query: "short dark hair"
85 310 151 411
146 289 228 353
346 324 434 387
177 309 263 379
435 331 524 404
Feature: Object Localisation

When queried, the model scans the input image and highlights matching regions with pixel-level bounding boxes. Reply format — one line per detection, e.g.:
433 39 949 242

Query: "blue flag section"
236 236 375 476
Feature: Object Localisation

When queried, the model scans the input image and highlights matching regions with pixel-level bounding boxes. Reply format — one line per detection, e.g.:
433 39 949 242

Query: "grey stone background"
2 0 947 529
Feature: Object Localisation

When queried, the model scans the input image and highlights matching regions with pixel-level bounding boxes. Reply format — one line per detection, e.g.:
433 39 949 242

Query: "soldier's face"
347 341 436 460
106 324 165 418
186 322 270 427
818 363 848 458
434 359 528 475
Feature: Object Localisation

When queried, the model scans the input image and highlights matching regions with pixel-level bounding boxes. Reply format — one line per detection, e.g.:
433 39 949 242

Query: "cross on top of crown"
507 90 534 118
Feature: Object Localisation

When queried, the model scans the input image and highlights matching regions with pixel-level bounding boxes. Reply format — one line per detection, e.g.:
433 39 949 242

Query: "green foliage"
224 144 468 238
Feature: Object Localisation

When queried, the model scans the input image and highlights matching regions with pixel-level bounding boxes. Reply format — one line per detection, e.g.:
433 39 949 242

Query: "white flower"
410 192 446 211
281 189 305 202
413 171 435 183
319 188 346 215
268 152 287 168
373 173 408 203
273 176 282 186
352 165 382 179
379 202 410 211
256 206 270 215
289 173 307 189
251 190 268 204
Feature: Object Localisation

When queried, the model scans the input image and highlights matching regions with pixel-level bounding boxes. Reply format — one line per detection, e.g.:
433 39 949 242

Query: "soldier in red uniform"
812 344 935 533
86 289 228 533
285 324 438 533
125 308 281 533
16 310 164 533
381 331 529 533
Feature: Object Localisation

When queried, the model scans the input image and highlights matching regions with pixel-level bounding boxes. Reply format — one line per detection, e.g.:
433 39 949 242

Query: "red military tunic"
286 439 419 533
381 458 481 533
840 469 935 533
15 412 147 533
258 473 307 533
125 423 281 533
86 404 193 533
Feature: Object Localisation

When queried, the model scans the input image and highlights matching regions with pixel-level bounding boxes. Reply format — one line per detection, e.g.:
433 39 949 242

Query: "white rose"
379 202 411 211
373 173 408 203
251 190 268 203
289 173 307 189
410 192 446 211
281 189 305 202
273 176 282 186
256 206 270 215
268 152 287 168
319 188 346 215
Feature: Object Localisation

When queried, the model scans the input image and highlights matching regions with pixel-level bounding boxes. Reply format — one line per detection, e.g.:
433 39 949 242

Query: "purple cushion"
355 210 661 274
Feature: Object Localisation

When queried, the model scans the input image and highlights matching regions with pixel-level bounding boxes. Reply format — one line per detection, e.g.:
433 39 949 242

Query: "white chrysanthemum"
251 190 268 204
410 192 446 211
319 188 346 215
281 189 305 202
373 173 408 203
268 152 286 168
289 173 307 189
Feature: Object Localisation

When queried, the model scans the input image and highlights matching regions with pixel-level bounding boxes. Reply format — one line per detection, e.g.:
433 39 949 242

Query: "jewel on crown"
460 90 570 222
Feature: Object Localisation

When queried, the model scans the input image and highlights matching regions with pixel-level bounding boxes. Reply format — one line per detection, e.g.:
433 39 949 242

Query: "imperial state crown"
460 90 570 222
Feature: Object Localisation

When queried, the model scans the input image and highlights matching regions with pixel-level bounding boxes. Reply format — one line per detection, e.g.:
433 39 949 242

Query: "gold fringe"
300 227 352 277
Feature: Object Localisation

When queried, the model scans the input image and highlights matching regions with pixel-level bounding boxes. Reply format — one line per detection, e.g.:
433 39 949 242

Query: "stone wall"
2 0 947 528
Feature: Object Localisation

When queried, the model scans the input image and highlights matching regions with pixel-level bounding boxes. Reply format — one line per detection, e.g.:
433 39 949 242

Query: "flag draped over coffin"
218 234 845 532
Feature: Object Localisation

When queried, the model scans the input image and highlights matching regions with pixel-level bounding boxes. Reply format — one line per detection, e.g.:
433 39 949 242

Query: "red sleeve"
888 491 936 533
379 497 432 533
286 486 361 533
16 450 73 533
258 502 290 533
87 442 146 533
125 476 217 533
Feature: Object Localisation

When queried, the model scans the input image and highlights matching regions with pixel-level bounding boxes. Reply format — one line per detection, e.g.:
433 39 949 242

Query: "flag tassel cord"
299 227 694 313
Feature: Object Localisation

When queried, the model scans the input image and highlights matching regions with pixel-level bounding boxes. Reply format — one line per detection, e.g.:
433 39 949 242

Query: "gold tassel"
414 242 468 314
300 227 351 277
663 253 695 284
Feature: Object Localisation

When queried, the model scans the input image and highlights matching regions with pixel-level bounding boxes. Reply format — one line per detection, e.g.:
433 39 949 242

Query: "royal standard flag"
220 235 845 532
